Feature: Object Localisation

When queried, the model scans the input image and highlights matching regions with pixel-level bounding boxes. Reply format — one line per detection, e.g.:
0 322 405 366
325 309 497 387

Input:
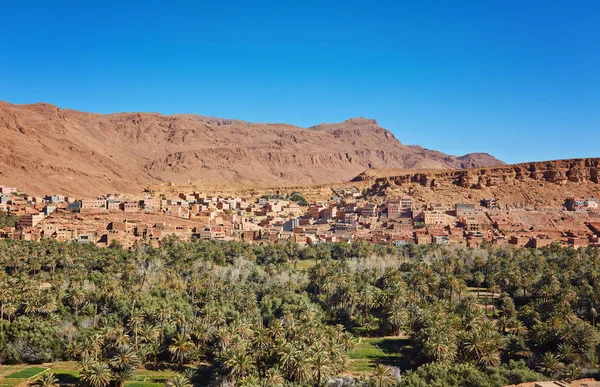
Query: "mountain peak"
344 117 378 125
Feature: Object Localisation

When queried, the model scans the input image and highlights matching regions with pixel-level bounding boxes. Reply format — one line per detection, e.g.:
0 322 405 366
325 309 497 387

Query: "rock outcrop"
354 159 600 208
355 158 600 191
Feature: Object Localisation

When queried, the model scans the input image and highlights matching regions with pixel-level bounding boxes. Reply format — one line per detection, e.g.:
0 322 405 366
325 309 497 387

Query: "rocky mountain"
0 101 503 196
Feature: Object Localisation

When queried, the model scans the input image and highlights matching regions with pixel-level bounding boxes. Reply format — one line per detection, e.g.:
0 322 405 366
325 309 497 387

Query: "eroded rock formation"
355 158 600 191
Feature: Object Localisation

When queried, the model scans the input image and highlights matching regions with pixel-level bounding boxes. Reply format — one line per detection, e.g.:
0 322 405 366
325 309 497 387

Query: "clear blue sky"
1 1 598 164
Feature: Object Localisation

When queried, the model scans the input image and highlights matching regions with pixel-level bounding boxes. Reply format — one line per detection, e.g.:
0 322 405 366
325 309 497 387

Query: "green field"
131 369 177 380
294 259 317 271
0 364 179 387
347 337 413 373
5 367 48 379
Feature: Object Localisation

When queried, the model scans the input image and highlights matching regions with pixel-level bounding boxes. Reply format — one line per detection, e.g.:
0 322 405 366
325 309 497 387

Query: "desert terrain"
0 101 502 196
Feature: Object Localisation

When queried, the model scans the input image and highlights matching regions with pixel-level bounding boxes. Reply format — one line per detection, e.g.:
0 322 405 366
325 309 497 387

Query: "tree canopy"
1 239 600 385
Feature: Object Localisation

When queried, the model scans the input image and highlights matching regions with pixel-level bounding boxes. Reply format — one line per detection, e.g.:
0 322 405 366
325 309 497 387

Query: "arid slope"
0 101 503 196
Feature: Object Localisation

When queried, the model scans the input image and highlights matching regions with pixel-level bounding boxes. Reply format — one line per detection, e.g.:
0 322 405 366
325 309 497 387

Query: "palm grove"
1 238 600 386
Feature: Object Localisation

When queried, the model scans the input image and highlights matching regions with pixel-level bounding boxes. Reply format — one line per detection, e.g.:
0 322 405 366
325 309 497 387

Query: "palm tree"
422 329 457 364
263 368 285 386
111 326 131 348
340 332 355 354
129 310 145 351
445 274 460 306
174 312 188 335
79 356 96 371
370 364 396 387
489 283 500 316
3 303 16 323
537 352 564 378
84 333 105 360
462 323 503 367
139 343 159 365
139 324 160 345
456 280 468 302
276 341 295 376
169 333 194 367
69 289 87 320
563 363 582 382
474 272 485 299
359 285 376 320
32 373 58 387
225 351 255 385
111 369 134 387
557 342 578 364
512 319 528 337
157 303 172 344
80 362 112 387
109 345 140 371
496 315 510 334
569 321 599 355
386 307 408 336
289 354 312 386
238 375 261 387
165 374 192 387
311 344 333 387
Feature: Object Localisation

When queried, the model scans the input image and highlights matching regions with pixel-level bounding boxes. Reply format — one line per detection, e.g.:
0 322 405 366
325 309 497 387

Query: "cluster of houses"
1 184 600 250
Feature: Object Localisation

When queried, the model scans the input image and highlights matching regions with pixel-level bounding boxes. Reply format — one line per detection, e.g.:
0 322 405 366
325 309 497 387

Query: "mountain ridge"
0 101 503 196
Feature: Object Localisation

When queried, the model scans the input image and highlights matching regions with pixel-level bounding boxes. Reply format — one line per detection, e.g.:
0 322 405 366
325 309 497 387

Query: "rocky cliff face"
0 101 503 196
355 158 600 191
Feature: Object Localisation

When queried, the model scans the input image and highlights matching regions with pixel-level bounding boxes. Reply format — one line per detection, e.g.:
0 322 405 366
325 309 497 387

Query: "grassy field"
0 366 48 387
294 259 317 271
0 363 178 387
347 336 413 374
0 379 24 387
467 286 498 299
5 368 48 379
128 369 177 385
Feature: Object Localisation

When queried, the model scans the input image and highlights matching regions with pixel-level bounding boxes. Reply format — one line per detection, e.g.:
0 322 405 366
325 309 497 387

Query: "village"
1 183 600 250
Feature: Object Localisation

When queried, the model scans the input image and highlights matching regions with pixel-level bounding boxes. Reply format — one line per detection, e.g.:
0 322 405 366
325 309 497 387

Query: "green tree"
32 373 59 387
169 333 194 367
165 374 192 387
80 362 112 387
370 364 396 387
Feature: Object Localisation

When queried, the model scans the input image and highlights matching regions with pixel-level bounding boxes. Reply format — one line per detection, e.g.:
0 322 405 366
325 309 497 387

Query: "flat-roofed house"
509 235 530 248
462 217 480 233
81 199 107 213
569 237 588 249
423 210 445 225
415 233 431 245
456 203 477 217
122 201 139 213
107 199 121 211
17 213 44 229
531 236 555 248
387 197 413 218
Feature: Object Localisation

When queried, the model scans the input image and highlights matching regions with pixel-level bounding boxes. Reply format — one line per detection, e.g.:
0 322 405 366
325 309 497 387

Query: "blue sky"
1 0 598 164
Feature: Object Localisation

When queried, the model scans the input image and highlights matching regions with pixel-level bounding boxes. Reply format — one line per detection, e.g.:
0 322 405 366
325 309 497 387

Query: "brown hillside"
0 101 503 196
